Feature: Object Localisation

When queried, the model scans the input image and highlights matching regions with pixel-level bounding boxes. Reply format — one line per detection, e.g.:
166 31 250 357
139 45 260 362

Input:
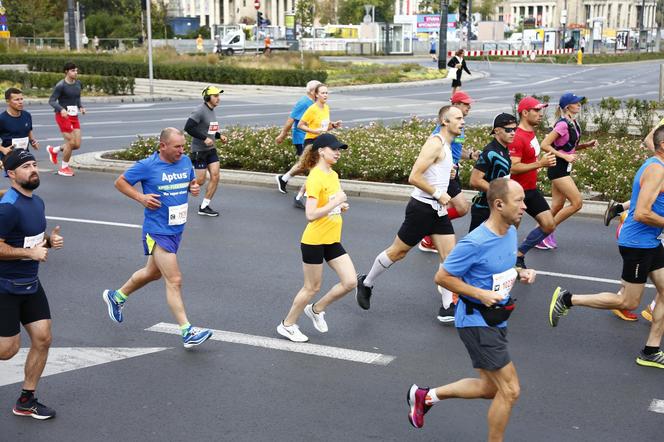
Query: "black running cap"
313 133 347 150
491 113 517 134
3 149 36 171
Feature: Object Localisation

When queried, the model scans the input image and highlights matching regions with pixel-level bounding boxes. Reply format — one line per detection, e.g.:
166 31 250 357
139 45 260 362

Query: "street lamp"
437 0 448 70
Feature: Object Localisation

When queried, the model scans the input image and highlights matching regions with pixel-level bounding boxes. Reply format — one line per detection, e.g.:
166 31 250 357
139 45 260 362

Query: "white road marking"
46 216 142 229
37 133 159 142
0 347 169 387
649 399 664 414
536 270 655 289
146 322 396 366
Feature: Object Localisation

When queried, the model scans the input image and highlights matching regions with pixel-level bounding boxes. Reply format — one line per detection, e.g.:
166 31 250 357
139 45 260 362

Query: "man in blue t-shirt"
274 80 320 194
0 149 64 420
406 178 535 439
102 127 213 349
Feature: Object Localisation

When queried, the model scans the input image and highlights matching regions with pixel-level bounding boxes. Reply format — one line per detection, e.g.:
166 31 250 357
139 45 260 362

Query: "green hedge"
0 54 327 86
0 70 135 95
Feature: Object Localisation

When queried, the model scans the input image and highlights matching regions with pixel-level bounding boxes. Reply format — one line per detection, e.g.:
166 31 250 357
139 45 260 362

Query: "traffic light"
459 0 468 24
141 0 148 11
80 4 86 20
257 11 264 26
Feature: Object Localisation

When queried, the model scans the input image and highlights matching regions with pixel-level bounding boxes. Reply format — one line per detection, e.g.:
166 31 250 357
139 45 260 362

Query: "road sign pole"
660 64 664 102
437 0 448 70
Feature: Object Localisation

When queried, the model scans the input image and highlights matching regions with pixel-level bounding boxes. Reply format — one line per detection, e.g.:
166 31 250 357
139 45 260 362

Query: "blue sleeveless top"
618 157 664 248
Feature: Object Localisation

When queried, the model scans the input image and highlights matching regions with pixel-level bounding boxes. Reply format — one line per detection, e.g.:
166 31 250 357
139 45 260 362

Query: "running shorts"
457 326 511 371
190 149 219 169
469 205 490 233
55 113 81 133
619 244 664 284
300 242 346 265
0 282 51 337
397 197 454 247
143 232 183 255
447 171 462 198
547 157 572 180
524 189 550 218
293 143 304 157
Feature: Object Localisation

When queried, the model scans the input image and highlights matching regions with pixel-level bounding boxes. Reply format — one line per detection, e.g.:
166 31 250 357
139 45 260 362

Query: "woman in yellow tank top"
277 134 357 343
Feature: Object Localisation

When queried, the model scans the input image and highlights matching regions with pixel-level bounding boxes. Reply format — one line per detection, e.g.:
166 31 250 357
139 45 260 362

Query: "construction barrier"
446 49 574 57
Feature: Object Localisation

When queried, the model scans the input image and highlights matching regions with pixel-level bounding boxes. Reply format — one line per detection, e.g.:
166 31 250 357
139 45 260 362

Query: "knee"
165 273 183 288
387 248 407 262
620 297 640 311
500 383 521 403
32 332 52 350
196 176 206 185
302 284 320 296
209 172 220 183
456 203 469 217
71 141 81 149
570 199 583 212
340 277 357 292
480 381 497 399
542 220 556 234
0 342 20 360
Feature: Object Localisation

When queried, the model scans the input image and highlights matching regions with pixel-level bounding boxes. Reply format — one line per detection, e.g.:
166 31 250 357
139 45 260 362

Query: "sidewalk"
71 149 609 219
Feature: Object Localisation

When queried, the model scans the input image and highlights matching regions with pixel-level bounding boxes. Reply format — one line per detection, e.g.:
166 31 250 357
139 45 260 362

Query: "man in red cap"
508 96 557 269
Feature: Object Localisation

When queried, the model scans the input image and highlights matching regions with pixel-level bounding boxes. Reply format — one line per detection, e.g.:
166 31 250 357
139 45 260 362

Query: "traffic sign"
254 1 260 10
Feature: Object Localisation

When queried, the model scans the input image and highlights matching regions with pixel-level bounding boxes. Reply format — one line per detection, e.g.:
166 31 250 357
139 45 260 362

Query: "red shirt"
508 127 540 190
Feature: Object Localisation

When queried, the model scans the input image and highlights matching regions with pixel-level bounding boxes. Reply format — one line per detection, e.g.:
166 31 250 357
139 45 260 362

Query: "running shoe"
304 304 328 333
293 195 306 209
46 145 58 165
198 205 219 217
535 240 550 250
406 384 432 429
515 256 526 269
636 350 664 369
437 303 456 323
182 327 213 348
355 274 373 310
544 232 557 249
275 174 288 193
611 309 638 321
102 289 125 323
549 286 570 327
57 166 74 177
418 236 438 253
603 199 619 226
277 322 308 342
641 305 653 322
13 397 56 420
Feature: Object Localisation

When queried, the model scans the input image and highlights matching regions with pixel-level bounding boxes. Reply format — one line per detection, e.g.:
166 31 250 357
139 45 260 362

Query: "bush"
0 70 134 95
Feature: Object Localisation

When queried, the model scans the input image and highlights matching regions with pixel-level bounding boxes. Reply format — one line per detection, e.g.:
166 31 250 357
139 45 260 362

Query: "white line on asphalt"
145 322 396 366
536 270 655 289
37 133 159 142
649 399 664 414
46 216 142 229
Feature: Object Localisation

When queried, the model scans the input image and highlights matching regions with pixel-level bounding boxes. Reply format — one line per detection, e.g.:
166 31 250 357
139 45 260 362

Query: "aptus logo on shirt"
162 171 189 183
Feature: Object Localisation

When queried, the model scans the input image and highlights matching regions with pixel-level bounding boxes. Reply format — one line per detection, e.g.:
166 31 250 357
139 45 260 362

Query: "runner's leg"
204 161 220 200
314 253 357 311
118 255 162 297
62 129 81 163
21 319 52 391
483 363 520 442
551 176 583 225
152 244 189 327
284 262 324 326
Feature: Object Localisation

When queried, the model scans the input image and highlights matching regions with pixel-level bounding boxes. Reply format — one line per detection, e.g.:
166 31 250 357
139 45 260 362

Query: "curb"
72 150 609 219
24 95 174 106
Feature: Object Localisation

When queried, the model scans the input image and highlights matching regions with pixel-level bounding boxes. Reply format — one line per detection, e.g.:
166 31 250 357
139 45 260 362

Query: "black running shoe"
437 303 456 323
293 196 306 209
515 256 526 269
13 397 56 420
603 199 619 226
275 175 288 194
198 205 219 217
355 274 373 310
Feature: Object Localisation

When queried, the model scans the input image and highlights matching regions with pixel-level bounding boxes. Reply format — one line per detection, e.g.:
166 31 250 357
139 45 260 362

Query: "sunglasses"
501 127 517 133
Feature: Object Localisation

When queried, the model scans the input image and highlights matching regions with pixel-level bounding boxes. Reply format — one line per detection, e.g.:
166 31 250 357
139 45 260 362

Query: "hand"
471 150 480 161
189 180 201 197
437 192 451 206
204 137 215 147
517 268 536 284
585 139 598 148
539 152 556 168
563 153 577 163
340 202 350 212
80 107 86 115
479 289 505 307
49 226 64 249
455 64 461 69
333 191 347 205
140 193 161 210
219 135 227 143
333 120 343 129
275 133 286 144
450 168 457 180
30 139 40 150
60 109 68 118
29 240 49 262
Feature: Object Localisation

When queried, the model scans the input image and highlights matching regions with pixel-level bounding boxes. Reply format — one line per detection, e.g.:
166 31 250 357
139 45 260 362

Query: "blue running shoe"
183 327 213 348
102 289 125 323
13 396 56 420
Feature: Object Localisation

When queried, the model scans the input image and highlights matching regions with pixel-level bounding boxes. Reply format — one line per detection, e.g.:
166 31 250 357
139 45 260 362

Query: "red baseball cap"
517 96 548 114
450 91 473 104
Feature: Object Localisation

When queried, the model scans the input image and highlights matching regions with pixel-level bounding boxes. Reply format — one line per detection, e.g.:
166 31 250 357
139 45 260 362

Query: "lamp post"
437 0 448 70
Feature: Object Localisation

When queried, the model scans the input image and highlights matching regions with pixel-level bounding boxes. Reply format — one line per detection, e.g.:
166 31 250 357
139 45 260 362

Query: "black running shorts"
457 326 511 371
447 172 462 198
301 242 347 265
293 143 304 157
0 282 51 337
524 189 550 218
397 198 454 247
547 157 572 181
190 149 219 169
469 205 490 233
619 245 664 284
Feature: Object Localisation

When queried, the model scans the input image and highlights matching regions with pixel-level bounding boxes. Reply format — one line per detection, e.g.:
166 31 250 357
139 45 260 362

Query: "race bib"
168 203 188 226
492 267 518 299
504 174 511 179
66 105 78 116
23 232 45 249
208 121 219 135
328 193 342 216
320 119 330 133
12 137 29 150
567 162 573 173
530 138 541 156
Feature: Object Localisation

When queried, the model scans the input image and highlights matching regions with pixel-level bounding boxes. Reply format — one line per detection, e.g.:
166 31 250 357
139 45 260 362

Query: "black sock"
562 291 573 308
643 346 660 356
615 204 624 214
19 389 34 403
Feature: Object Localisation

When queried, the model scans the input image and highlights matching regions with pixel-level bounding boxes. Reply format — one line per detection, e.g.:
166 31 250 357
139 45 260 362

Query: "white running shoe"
277 322 309 342
304 304 328 333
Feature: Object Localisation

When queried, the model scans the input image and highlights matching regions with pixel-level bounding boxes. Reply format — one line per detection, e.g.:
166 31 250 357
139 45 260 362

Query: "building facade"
168 0 296 28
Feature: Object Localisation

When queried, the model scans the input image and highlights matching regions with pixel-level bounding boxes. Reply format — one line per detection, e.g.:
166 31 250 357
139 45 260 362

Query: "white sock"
201 198 211 209
441 287 454 309
61 160 69 168
364 251 393 287
296 191 304 200
51 145 61 153
425 389 440 406
282 172 292 181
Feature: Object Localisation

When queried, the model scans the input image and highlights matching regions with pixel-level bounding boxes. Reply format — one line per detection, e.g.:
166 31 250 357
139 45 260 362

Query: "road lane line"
649 399 664 414
46 216 142 229
145 322 396 366
536 270 655 289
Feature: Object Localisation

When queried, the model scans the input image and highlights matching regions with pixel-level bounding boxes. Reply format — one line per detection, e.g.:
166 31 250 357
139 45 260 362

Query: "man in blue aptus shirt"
102 128 213 349
406 178 535 440
0 149 64 420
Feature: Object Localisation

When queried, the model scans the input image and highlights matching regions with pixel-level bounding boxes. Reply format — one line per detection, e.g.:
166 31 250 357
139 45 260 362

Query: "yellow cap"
202 86 223 97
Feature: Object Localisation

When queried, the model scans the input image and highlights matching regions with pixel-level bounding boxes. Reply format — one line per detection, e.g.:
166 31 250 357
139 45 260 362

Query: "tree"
317 0 337 25
3 0 63 38
477 0 497 20
338 0 394 25
295 0 315 34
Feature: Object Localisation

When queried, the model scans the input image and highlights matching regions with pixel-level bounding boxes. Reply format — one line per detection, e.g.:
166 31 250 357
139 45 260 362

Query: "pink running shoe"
544 233 558 249
46 145 58 165
407 384 432 429
57 166 74 177
535 240 550 250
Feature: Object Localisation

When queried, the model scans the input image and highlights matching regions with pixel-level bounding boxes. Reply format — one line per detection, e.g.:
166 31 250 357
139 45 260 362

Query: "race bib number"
168 203 188 226
504 174 511 179
328 193 342 216
23 232 45 249
66 105 78 116
320 119 330 133
208 122 219 135
567 162 573 173
12 137 29 150
530 138 541 156
492 268 518 299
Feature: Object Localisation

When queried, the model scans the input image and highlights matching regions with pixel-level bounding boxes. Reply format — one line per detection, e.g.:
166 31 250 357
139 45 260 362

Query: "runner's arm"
297 120 321 135
305 192 347 221
114 175 160 209
469 168 489 192
184 118 208 141
276 117 295 143
642 123 661 150
0 238 43 260
409 137 450 204
435 267 503 307
48 82 64 113
634 164 664 228
540 129 565 157
28 130 39 150
462 61 471 75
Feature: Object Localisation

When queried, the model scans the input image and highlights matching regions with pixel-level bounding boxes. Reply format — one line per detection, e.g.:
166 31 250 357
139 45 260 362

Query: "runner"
407 178 536 436
419 90 478 253
468 113 517 232
508 96 557 269
447 49 471 95
102 128 213 348
46 62 85 177
549 125 664 369
183 86 227 217
537 93 597 249
274 80 321 194
277 134 356 342
0 149 64 420
355 105 461 322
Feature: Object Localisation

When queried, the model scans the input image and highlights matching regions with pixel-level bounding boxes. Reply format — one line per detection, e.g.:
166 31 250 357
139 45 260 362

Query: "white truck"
214 31 291 56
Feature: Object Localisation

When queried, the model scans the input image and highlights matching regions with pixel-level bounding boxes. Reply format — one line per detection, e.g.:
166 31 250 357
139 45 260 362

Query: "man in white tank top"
355 106 463 321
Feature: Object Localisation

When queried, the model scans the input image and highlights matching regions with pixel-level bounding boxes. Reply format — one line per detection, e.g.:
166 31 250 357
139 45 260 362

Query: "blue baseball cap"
559 93 585 109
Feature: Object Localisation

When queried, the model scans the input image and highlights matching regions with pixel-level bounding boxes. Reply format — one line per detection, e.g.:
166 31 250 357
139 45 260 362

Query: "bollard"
577 49 583 65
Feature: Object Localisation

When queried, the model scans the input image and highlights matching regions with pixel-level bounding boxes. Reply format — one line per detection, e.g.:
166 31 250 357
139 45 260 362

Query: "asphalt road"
1 169 662 440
